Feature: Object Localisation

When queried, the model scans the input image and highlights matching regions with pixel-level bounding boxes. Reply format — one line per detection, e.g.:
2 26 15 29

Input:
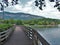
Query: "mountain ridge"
0 12 44 20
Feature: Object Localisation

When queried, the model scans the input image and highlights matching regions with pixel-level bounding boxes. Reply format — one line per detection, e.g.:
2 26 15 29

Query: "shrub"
0 24 13 32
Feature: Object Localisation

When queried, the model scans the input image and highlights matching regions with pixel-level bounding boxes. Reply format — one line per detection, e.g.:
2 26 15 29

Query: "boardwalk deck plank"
4 26 32 45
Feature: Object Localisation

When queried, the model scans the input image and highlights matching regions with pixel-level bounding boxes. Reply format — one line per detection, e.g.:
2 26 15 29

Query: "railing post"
37 38 42 45
33 32 38 45
29 29 33 39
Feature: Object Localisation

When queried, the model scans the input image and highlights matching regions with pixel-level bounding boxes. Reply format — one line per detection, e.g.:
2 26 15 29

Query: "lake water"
35 26 60 45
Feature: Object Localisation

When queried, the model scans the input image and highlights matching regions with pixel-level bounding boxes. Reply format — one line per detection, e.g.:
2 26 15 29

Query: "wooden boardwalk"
4 26 32 45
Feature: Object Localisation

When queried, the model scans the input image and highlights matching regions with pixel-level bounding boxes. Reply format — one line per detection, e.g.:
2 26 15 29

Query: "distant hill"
0 12 44 20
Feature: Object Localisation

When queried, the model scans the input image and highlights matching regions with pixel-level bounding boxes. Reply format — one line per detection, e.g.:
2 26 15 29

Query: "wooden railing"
23 26 50 45
0 25 15 45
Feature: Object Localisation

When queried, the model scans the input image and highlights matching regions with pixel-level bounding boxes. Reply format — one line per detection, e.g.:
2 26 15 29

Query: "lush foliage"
2 19 23 25
1 18 60 25
0 24 13 32
22 18 60 25
0 18 60 32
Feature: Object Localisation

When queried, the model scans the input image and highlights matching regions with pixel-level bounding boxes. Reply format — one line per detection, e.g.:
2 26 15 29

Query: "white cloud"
21 0 60 19
0 0 60 19
4 0 23 13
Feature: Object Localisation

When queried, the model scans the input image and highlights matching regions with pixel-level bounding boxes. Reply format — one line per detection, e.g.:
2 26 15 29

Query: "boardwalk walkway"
4 26 32 45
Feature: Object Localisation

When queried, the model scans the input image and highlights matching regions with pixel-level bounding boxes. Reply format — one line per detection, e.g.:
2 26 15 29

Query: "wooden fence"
0 25 15 45
23 26 50 45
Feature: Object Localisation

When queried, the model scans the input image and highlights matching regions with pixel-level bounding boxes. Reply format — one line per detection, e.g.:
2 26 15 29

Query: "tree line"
0 18 60 25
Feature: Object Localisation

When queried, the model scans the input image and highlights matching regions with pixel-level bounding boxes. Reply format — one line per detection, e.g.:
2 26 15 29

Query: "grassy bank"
24 24 58 28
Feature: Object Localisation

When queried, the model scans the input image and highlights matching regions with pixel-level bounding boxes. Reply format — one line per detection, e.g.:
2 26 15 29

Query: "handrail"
0 25 15 45
23 26 50 45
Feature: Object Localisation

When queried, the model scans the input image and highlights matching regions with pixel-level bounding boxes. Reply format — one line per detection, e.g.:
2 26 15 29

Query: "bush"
16 20 23 25
0 24 13 32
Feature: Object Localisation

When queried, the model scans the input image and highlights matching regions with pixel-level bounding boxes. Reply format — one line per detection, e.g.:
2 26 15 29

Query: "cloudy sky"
0 0 60 19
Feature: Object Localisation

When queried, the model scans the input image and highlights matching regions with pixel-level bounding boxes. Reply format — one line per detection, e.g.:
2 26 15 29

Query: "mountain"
0 12 44 20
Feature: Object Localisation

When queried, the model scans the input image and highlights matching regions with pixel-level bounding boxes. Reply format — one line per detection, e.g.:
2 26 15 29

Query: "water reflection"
35 26 60 45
